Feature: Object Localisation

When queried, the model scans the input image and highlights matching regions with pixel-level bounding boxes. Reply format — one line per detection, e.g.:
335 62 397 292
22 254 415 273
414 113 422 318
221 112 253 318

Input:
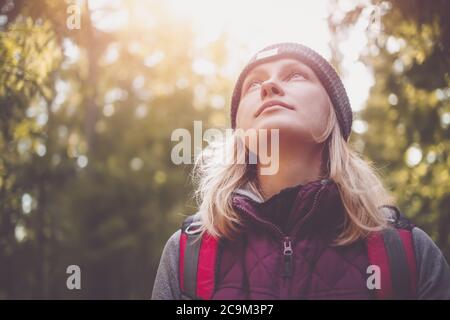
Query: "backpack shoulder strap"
179 214 219 300
367 205 418 299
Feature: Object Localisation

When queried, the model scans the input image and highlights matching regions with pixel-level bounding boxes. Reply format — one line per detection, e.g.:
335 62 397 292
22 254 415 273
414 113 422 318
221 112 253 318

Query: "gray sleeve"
151 229 181 300
412 227 450 300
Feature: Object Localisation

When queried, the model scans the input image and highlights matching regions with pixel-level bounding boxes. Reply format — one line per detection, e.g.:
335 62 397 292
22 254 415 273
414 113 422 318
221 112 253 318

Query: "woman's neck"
256 141 325 200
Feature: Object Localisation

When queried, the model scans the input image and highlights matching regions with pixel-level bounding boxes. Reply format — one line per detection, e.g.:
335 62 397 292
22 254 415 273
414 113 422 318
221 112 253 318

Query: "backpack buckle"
185 221 203 235
380 206 398 224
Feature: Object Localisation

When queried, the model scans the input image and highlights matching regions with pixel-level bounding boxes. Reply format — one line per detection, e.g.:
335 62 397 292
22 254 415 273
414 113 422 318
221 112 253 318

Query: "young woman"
152 42 450 300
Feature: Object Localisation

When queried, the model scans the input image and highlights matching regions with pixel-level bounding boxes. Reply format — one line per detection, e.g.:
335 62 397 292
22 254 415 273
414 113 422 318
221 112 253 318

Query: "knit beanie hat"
230 42 353 141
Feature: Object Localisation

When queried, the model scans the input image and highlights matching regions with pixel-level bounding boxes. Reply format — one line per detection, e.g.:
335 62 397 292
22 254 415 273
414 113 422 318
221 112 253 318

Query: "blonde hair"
191 100 395 246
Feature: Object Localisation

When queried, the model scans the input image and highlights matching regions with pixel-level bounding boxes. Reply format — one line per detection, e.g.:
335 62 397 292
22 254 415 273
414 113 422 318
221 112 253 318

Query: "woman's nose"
260 80 284 99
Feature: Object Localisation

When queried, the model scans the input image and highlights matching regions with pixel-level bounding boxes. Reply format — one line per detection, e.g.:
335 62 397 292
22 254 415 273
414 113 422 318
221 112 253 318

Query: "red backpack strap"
179 214 219 300
367 206 418 299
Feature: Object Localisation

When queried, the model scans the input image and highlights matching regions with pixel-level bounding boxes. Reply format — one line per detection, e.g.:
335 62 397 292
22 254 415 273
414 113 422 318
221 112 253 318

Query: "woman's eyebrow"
260 62 310 77
243 62 312 88
242 69 266 89
245 68 266 80
280 62 310 74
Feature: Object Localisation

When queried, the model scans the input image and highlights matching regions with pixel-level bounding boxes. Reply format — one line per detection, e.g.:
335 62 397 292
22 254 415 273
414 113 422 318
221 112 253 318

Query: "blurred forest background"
0 0 449 299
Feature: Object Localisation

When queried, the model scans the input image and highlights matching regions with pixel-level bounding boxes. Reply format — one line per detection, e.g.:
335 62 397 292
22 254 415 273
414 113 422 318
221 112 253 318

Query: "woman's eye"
247 81 261 90
288 72 306 81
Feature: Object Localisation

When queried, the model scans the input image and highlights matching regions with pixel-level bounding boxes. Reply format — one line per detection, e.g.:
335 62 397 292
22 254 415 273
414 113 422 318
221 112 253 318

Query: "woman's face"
236 58 331 143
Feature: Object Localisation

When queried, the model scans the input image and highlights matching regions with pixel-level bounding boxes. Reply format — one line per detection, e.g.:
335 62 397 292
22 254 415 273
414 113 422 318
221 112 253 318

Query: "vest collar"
232 178 345 239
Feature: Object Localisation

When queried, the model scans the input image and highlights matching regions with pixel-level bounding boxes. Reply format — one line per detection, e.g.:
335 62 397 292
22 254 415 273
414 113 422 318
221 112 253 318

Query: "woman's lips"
255 100 294 118
260 105 287 115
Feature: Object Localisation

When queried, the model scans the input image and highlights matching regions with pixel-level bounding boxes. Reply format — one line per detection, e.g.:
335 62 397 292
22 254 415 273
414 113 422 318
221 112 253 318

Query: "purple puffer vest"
211 178 375 299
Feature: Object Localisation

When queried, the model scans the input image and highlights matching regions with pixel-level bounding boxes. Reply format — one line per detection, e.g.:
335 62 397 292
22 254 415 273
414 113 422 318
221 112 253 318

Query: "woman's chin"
253 114 304 132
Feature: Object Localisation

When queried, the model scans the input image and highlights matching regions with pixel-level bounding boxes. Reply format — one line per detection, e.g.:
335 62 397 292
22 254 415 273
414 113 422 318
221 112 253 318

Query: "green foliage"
0 1 230 298
330 0 450 260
